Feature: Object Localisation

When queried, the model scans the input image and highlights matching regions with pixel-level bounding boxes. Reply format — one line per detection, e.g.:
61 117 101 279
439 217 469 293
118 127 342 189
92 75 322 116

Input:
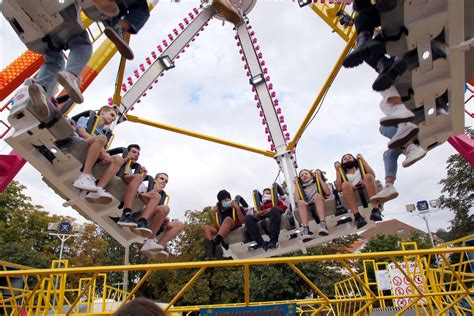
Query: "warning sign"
388 261 427 307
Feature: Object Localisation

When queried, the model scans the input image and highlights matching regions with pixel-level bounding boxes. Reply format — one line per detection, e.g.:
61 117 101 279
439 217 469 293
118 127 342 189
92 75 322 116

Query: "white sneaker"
387 122 419 149
140 239 163 255
402 144 427 168
73 174 99 192
370 184 399 204
380 104 414 126
57 71 83 104
28 83 50 121
149 250 169 259
85 187 113 204
318 222 329 236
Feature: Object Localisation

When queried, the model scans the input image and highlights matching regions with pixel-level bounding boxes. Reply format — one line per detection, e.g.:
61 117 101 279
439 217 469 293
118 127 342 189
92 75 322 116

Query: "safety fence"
0 235 472 315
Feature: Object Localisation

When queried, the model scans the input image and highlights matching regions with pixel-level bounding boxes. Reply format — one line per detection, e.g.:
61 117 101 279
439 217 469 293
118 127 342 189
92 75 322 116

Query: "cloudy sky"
1 1 472 236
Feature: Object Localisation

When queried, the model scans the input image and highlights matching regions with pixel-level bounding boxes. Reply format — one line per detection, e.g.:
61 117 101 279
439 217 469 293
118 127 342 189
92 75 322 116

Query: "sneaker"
380 104 415 127
132 218 153 238
370 208 383 222
57 71 83 104
214 242 224 259
402 144 427 168
343 31 385 68
263 241 278 251
302 226 315 242
149 250 169 259
104 25 134 60
203 239 215 258
212 0 243 26
117 212 137 228
141 239 163 255
73 173 99 192
319 222 329 236
372 56 408 92
85 187 113 204
28 83 50 121
91 0 119 17
387 122 419 149
354 213 367 229
370 184 399 204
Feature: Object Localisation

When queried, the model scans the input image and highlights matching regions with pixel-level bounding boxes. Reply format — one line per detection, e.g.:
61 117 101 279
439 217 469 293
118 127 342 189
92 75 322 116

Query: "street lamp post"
405 199 441 266
47 222 79 308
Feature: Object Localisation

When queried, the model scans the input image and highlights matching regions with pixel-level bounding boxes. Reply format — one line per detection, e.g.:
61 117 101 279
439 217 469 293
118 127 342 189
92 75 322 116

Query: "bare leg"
97 155 123 188
150 206 170 235
313 194 326 221
296 200 310 226
342 182 359 214
140 196 161 220
83 136 107 174
122 174 143 209
217 217 234 239
158 221 185 246
362 174 379 208
201 225 217 240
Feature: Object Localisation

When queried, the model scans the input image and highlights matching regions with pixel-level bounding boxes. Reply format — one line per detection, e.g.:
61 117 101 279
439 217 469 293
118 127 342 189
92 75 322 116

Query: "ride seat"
2 0 84 54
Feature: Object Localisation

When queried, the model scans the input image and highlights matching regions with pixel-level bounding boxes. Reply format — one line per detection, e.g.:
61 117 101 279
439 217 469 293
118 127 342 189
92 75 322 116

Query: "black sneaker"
213 241 224 260
203 239 215 258
343 31 385 68
249 241 264 250
372 56 407 92
132 218 153 238
354 213 367 229
117 213 137 228
302 226 315 242
104 25 134 60
370 208 383 222
263 241 278 251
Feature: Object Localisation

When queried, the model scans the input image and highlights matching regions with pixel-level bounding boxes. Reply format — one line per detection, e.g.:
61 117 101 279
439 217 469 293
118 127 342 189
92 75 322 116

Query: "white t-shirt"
346 169 362 186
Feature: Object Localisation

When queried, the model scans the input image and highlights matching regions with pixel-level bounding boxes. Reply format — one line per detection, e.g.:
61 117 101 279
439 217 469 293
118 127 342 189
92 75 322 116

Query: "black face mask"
342 160 358 169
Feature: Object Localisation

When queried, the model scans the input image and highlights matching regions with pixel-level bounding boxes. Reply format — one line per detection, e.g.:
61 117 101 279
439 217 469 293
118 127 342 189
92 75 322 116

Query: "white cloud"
1 1 472 236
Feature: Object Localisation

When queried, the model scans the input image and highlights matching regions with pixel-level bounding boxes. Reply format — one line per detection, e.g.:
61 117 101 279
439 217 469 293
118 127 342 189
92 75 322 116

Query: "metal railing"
0 236 472 315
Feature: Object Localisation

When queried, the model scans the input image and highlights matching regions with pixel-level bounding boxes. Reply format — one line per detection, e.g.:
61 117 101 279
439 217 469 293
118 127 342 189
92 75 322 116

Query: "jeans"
244 207 282 244
380 126 403 178
108 0 150 34
353 0 380 34
36 30 92 96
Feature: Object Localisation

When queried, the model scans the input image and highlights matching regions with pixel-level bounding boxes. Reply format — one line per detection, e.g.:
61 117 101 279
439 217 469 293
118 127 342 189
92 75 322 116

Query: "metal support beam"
287 34 355 151
126 114 275 157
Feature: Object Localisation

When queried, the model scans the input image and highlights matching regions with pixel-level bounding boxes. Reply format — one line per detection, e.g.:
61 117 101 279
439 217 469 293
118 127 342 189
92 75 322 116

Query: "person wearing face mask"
244 188 287 251
294 169 331 239
335 153 383 229
201 190 245 259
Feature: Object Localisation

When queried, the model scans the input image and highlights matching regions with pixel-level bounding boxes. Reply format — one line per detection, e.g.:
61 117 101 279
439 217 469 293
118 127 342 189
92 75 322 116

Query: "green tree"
438 127 474 240
0 181 69 268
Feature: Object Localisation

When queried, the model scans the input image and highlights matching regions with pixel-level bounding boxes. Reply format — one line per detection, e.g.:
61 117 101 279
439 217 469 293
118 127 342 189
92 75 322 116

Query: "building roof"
360 219 426 241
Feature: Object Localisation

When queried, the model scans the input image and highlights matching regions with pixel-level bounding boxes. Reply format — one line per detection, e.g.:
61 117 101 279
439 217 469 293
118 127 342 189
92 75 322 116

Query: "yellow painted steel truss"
0 236 472 315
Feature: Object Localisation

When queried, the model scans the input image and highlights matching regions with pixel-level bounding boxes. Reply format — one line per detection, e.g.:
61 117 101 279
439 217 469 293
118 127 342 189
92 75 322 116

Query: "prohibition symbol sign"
403 276 411 285
406 287 412 295
397 299 407 307
395 287 405 295
393 276 403 286
414 275 422 284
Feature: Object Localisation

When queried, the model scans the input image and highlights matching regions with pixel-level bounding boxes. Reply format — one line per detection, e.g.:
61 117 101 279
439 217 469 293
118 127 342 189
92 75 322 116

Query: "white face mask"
261 194 272 202
221 200 232 209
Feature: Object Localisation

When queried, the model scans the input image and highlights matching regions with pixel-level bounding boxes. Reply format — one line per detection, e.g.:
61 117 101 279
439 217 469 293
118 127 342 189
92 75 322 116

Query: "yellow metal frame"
127 114 275 157
0 240 472 315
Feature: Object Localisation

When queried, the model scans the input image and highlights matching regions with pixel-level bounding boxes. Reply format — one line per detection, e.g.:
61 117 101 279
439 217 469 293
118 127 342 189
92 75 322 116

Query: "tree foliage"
438 127 474 240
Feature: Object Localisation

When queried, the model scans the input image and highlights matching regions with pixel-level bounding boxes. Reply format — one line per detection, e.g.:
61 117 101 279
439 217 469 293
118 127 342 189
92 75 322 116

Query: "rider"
244 188 287 251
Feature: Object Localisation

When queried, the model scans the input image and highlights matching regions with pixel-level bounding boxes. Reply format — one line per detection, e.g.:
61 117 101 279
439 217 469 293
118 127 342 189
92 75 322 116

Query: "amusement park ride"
0 0 473 261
